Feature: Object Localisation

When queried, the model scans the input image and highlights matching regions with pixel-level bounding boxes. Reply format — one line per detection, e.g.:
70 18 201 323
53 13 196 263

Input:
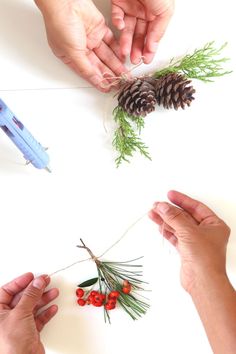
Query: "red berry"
90 291 98 297
76 288 85 298
93 301 103 307
107 299 116 307
94 293 105 304
122 286 131 294
77 299 86 306
108 291 120 299
100 294 106 301
105 303 115 310
123 280 130 287
94 294 101 302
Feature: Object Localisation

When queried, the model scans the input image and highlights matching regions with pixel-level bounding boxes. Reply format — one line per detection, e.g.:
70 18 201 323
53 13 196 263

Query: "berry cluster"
76 280 132 311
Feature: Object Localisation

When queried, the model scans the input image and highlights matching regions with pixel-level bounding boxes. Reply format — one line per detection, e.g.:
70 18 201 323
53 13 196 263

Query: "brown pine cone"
118 78 157 117
155 73 195 110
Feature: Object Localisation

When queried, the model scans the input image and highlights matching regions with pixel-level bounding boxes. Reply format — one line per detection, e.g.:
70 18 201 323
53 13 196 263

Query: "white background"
0 0 236 353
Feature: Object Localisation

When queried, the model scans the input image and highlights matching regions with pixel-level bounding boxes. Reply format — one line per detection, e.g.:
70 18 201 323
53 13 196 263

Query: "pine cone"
118 78 157 117
155 73 195 110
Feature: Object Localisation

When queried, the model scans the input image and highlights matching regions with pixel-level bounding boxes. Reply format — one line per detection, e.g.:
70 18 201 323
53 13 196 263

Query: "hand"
149 190 230 294
111 0 174 64
35 0 127 91
0 273 59 354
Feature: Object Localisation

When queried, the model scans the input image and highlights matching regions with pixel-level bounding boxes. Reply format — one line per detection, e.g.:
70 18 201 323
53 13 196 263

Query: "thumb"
156 202 193 231
17 277 46 313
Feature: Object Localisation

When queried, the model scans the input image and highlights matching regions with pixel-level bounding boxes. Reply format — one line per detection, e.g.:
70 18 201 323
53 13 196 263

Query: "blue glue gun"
0 98 50 172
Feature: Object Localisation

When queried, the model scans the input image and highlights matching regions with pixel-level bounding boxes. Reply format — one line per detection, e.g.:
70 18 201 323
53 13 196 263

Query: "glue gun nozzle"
45 166 52 173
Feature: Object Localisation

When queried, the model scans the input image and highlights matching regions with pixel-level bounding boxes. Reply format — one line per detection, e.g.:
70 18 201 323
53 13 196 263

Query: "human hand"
149 190 230 294
35 0 127 91
111 0 174 64
0 273 59 354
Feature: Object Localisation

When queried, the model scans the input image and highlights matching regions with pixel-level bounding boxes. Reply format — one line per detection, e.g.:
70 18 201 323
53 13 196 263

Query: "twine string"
98 212 147 258
100 56 146 89
48 211 148 277
48 209 171 278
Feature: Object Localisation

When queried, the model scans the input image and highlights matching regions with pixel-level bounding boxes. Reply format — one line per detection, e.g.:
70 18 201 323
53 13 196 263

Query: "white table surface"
0 0 236 353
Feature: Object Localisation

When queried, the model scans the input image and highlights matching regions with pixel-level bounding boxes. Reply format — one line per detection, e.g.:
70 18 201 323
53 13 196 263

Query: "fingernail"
132 57 141 65
169 235 178 246
149 42 158 53
117 20 125 30
32 277 45 290
157 203 170 214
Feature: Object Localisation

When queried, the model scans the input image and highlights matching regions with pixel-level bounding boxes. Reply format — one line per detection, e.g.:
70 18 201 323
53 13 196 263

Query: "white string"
0 86 93 92
100 56 146 89
48 212 148 277
98 212 147 258
48 257 92 277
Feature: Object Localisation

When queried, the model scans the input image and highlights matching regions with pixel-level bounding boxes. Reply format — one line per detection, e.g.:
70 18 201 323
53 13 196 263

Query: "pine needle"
98 260 150 322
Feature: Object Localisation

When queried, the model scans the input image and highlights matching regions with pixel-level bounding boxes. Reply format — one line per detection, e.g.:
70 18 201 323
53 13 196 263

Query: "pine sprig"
77 240 149 324
97 258 150 323
154 41 232 82
112 106 151 167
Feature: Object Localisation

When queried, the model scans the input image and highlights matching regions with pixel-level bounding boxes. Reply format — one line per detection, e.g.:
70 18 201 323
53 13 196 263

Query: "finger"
143 12 172 64
10 275 51 309
33 288 59 314
35 304 58 332
93 41 127 76
87 51 115 92
149 210 175 234
154 202 193 232
119 15 137 58
112 4 125 30
130 19 147 64
149 209 163 225
17 276 47 313
103 28 125 62
159 225 178 247
0 273 33 307
167 190 217 223
61 51 107 91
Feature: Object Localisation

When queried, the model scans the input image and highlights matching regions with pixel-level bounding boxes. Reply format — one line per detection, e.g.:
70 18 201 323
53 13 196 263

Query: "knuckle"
23 288 38 300
133 32 145 40
218 219 231 235
123 28 134 35
166 209 183 223
178 224 195 238
224 223 231 236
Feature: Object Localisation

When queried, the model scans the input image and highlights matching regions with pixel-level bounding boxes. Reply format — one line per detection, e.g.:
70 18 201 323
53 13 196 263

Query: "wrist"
189 269 230 299
34 0 68 15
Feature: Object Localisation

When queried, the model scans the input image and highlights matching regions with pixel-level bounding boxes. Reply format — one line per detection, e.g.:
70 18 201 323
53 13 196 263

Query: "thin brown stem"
77 239 101 266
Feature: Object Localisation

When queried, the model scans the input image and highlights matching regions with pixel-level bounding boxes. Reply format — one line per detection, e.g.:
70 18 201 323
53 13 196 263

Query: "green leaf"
78 277 98 288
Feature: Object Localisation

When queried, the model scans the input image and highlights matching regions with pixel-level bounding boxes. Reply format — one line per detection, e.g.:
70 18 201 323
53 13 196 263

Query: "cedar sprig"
112 106 151 167
154 41 232 82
